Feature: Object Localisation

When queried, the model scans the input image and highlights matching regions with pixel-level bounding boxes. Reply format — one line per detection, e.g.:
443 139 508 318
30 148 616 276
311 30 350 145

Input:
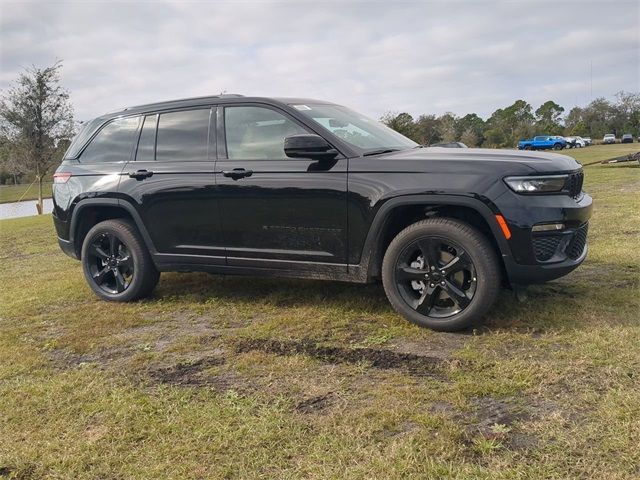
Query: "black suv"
53 95 592 331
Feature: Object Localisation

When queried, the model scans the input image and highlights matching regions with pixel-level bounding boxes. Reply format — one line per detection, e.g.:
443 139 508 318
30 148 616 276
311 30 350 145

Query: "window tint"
225 106 307 160
80 116 140 163
64 117 103 159
136 114 157 161
156 109 210 162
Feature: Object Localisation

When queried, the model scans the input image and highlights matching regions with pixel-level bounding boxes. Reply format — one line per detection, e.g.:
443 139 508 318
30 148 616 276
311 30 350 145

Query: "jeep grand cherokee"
52 95 592 331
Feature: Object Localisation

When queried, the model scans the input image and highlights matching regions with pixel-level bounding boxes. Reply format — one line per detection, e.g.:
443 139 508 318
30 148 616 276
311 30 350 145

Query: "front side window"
293 104 417 152
225 106 308 160
80 116 140 163
156 109 210 162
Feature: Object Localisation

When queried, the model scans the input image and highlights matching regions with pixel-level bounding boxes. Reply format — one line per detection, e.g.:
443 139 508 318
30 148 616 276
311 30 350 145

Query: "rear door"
118 107 225 263
215 104 348 270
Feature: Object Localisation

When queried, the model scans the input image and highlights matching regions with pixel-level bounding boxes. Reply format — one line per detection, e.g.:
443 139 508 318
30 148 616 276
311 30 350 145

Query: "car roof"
100 95 338 120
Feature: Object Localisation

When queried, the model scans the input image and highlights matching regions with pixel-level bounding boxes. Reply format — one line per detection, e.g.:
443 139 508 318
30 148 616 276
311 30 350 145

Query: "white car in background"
564 136 586 148
582 137 592 146
603 134 617 144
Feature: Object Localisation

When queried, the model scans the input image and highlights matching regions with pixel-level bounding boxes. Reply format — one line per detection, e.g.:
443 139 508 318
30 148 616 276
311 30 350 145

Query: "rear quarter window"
79 116 140 163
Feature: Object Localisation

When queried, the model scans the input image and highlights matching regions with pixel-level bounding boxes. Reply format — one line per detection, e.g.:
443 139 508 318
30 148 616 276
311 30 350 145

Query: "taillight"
53 172 72 183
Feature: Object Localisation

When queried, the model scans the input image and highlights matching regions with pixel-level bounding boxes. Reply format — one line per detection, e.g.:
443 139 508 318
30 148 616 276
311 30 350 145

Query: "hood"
369 147 582 175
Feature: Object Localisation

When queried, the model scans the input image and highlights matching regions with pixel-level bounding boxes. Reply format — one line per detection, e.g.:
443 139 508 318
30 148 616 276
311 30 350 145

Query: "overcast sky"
1 0 638 121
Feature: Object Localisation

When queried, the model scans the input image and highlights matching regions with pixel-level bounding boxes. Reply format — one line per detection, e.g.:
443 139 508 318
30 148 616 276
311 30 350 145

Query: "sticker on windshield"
293 104 312 111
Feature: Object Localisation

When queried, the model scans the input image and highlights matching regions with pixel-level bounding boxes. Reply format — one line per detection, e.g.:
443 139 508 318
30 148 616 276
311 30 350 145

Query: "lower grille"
532 222 589 262
533 236 562 261
567 223 588 259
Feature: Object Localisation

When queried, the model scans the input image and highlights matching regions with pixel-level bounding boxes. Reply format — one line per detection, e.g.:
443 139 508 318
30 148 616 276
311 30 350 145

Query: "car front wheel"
81 219 160 302
381 218 501 331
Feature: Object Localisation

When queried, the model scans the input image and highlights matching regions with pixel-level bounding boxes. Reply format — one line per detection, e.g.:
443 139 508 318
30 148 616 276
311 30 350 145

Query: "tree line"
380 92 640 148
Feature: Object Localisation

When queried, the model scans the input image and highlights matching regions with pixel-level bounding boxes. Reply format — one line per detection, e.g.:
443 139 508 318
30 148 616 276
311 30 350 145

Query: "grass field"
0 148 639 479
0 182 53 204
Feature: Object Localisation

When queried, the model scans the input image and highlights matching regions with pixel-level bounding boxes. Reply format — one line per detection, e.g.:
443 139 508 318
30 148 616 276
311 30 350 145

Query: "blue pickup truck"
518 136 566 150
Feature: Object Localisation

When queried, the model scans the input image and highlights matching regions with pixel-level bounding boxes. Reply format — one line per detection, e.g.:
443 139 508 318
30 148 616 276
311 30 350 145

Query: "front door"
118 107 225 264
215 104 348 271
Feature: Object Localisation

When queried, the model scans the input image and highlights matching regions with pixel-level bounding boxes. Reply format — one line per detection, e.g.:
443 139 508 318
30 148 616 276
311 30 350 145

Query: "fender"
357 194 514 280
69 198 158 257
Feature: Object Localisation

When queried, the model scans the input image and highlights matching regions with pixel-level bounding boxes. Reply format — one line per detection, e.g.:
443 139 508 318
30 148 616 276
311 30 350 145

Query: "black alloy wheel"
382 218 501 331
81 219 159 302
394 237 476 318
86 232 134 294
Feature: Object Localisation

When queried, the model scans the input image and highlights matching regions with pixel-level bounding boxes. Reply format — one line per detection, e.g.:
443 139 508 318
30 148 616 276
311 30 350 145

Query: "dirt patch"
389 332 470 360
471 397 529 434
47 345 132 369
148 355 226 386
0 466 13 477
235 338 447 377
295 393 336 414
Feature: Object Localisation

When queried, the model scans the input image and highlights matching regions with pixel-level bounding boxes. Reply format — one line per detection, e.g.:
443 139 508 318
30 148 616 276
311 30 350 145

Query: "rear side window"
80 116 140 163
156 109 210 162
136 114 158 161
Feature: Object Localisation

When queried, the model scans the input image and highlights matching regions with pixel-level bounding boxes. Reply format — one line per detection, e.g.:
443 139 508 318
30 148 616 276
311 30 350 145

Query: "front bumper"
495 190 593 285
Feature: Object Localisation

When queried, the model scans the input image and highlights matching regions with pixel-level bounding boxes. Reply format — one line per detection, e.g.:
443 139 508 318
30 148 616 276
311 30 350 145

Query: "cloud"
1 0 638 121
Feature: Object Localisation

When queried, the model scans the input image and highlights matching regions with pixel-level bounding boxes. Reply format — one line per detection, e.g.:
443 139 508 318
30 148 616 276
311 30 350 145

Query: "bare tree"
0 62 74 212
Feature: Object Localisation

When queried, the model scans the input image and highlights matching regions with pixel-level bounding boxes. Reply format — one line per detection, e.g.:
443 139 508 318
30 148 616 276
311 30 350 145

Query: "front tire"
381 218 501 331
81 219 160 302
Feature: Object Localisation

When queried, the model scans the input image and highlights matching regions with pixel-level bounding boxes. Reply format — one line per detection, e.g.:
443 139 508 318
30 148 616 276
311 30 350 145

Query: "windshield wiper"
362 148 401 157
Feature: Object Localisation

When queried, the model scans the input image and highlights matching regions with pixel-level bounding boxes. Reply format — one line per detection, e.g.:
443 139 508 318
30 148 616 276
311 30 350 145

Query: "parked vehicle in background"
603 134 617 144
518 135 566 150
430 142 468 148
565 136 586 148
621 134 634 143
52 94 592 332
582 137 592 146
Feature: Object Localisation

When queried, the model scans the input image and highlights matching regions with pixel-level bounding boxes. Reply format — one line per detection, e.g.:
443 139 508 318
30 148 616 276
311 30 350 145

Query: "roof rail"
121 94 245 112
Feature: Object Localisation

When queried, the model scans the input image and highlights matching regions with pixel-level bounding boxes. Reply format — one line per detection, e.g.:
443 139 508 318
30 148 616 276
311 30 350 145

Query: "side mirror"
284 134 338 161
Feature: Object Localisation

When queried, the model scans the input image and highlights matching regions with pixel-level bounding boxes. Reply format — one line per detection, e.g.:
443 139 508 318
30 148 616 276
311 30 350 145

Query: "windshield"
292 104 418 153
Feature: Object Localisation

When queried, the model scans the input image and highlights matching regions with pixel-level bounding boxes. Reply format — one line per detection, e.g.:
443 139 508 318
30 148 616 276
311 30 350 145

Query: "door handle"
128 169 154 180
222 168 253 180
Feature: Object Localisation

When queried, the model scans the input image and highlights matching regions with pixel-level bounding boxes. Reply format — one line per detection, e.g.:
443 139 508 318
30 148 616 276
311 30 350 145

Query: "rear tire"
381 218 501 331
81 219 159 302
554 143 562 150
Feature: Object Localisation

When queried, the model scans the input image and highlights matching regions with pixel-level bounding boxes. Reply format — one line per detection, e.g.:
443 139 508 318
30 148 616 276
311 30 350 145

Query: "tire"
81 219 160 302
554 143 562 150
381 218 501 331
524 145 532 150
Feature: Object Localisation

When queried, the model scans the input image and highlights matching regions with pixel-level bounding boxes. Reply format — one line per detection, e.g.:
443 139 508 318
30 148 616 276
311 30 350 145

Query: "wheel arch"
70 198 156 259
361 195 511 282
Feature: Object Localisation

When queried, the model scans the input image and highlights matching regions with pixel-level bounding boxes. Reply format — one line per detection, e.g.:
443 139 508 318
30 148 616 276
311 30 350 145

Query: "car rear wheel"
381 218 501 331
81 219 160 302
554 143 562 150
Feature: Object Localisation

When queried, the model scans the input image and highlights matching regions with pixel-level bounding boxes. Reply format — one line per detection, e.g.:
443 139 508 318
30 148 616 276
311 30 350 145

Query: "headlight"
504 175 568 194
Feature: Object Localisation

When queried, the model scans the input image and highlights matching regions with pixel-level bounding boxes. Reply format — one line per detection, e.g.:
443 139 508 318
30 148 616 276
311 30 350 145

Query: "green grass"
0 152 639 478
561 143 639 165
0 182 53 203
